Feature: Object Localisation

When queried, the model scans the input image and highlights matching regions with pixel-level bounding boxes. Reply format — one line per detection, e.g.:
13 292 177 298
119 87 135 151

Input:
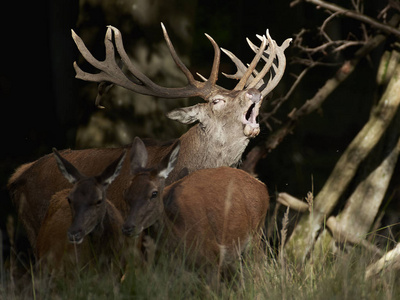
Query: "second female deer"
123 137 269 273
36 149 127 272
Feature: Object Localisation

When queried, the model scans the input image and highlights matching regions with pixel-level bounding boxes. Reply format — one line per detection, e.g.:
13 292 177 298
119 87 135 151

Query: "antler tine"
261 38 292 97
245 33 292 96
72 28 121 83
221 48 258 88
164 30 220 87
72 25 225 104
204 33 221 86
221 48 249 80
247 30 276 89
234 35 267 91
160 23 198 87
110 26 163 90
73 27 166 97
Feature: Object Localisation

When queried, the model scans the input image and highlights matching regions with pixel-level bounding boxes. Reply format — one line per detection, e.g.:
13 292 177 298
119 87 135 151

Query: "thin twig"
305 0 400 39
241 14 400 174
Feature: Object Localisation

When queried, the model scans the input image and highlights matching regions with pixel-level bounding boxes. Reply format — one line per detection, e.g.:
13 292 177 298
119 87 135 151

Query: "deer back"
123 163 269 268
162 167 269 266
8 141 174 251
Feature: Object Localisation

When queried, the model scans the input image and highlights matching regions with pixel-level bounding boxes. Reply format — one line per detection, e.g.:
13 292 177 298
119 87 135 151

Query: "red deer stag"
8 24 289 251
123 137 269 271
36 149 126 271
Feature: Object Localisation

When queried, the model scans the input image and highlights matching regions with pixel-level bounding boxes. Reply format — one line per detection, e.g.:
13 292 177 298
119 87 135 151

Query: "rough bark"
311 52 400 260
366 242 400 279
285 61 400 264
317 134 400 255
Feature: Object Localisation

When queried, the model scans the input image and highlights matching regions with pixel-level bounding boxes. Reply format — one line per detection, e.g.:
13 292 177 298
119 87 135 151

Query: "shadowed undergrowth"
1 236 400 300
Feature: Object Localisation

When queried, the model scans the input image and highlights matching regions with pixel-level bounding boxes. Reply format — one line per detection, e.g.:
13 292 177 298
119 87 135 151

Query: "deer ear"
53 148 83 184
97 151 126 186
130 137 148 175
166 104 204 124
158 141 180 179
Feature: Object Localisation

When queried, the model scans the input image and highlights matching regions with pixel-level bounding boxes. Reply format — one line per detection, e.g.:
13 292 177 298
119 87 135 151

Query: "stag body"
36 150 126 271
123 139 269 270
8 25 290 251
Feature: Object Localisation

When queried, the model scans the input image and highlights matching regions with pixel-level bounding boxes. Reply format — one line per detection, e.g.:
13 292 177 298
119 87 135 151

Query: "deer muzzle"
122 224 143 238
68 230 85 244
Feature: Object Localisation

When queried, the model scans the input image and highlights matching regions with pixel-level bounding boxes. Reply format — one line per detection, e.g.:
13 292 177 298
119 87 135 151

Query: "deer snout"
246 88 262 103
68 229 84 244
122 223 142 238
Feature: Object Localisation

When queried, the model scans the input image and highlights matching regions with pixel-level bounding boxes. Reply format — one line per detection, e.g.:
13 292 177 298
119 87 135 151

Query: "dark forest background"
1 0 398 264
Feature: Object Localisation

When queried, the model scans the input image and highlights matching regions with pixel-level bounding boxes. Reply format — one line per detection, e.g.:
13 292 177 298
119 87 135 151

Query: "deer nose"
246 88 262 103
122 225 136 237
68 230 84 244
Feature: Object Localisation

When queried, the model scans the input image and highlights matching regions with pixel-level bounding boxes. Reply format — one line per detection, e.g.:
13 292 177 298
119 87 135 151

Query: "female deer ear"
158 141 180 179
53 148 83 184
97 151 126 186
166 104 204 124
130 137 148 175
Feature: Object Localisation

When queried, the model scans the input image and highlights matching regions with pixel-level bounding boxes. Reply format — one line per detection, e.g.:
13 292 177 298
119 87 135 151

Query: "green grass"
2 239 400 300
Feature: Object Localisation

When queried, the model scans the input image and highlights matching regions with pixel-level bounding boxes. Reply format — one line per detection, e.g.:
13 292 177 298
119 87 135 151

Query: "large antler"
222 30 292 98
72 24 290 105
72 23 221 102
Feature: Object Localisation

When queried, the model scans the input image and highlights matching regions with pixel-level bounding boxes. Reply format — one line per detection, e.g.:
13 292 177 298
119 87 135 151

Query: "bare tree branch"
366 242 400 278
326 216 384 257
277 193 309 212
300 0 400 39
241 14 400 174
286 59 400 264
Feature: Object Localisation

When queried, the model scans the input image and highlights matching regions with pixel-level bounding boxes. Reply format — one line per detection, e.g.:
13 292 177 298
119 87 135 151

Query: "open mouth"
245 103 256 123
242 102 261 137
68 237 84 244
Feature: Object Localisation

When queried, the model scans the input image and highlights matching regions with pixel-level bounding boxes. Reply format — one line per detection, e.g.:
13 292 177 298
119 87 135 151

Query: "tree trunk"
313 51 400 258
285 60 400 264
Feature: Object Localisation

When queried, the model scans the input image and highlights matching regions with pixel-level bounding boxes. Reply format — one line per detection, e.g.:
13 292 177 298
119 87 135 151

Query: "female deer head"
53 148 126 244
122 137 180 237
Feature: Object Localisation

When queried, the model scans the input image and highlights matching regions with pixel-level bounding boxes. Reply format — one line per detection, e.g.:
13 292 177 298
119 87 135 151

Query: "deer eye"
150 191 158 199
66 197 71 204
211 98 225 110
95 199 102 206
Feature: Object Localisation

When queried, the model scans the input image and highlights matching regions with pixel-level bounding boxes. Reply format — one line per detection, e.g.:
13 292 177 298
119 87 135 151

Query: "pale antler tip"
107 25 120 36
281 38 293 50
196 72 207 82
265 29 272 40
160 22 166 32
105 26 113 39
71 29 78 41
220 47 228 54
204 33 216 43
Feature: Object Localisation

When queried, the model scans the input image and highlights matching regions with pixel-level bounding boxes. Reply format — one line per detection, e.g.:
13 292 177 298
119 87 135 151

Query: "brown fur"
35 150 127 272
125 166 269 269
8 88 263 252
36 189 125 271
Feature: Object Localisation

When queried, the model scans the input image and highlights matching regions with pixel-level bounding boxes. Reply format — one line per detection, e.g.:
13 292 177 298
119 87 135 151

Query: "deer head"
122 137 180 237
72 24 291 140
53 148 126 244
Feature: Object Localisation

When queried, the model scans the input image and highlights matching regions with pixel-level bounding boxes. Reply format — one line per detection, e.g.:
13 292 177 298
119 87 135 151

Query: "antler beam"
72 24 222 102
223 30 292 97
72 25 290 105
